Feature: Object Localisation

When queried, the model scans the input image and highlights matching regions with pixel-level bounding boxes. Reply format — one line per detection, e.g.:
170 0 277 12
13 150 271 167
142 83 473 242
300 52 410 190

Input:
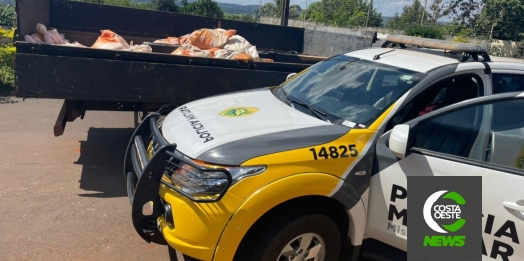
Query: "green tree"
0 27 14 92
0 4 15 26
302 0 382 27
181 0 224 18
387 0 431 29
480 0 524 41
301 1 323 21
404 24 446 39
136 2 154 9
152 0 180 12
429 0 453 23
259 0 302 19
361 0 382 27
225 14 242 20
225 13 259 23
445 0 524 41
447 0 483 26
78 0 154 10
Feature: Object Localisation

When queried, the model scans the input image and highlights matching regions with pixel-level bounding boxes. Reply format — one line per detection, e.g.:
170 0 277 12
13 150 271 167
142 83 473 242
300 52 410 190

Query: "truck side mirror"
286 73 297 81
389 124 410 159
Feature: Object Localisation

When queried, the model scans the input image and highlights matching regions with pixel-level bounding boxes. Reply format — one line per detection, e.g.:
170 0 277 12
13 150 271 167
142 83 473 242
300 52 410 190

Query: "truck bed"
15 42 315 104
14 0 323 136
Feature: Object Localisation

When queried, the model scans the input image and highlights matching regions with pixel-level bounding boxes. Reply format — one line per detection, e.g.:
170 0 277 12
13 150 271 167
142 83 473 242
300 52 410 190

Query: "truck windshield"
280 54 427 128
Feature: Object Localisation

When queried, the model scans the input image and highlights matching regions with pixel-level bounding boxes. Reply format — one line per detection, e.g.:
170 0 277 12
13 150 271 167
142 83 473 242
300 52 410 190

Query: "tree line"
79 0 225 18
4 0 509 42
386 0 524 41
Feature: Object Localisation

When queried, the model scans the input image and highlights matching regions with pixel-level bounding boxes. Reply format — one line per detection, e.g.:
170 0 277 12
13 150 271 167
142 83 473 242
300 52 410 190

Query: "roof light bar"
383 35 488 53
381 35 491 61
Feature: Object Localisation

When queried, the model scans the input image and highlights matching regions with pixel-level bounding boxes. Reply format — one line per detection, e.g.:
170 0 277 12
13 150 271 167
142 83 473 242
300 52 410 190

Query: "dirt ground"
0 96 172 261
0 96 381 261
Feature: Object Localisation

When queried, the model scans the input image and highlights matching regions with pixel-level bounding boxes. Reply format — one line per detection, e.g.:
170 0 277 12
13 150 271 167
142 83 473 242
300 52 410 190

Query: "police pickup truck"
124 35 524 261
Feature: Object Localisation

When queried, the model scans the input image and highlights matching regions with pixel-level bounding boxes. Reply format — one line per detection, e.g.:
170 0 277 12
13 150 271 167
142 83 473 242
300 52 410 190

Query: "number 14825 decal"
309 145 358 160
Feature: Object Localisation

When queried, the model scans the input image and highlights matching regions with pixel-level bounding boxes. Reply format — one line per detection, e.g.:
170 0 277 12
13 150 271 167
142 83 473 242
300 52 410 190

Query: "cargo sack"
208 47 221 57
167 37 179 45
92 30 130 49
128 44 152 52
242 45 260 61
172 43 210 57
213 49 253 61
213 49 233 59
153 39 169 44
34 23 64 45
178 34 189 45
232 52 253 62
24 33 44 43
187 28 237 49
171 43 201 55
26 27 45 43
185 50 211 57
224 35 252 51
62 41 87 47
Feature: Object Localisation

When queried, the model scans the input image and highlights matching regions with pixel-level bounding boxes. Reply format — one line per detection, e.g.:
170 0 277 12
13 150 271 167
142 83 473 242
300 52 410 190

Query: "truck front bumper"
123 104 242 260
123 105 179 246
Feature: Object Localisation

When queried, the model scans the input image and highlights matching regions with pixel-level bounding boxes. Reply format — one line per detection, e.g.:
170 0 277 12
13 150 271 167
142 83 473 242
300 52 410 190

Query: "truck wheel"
237 211 342 261
167 246 200 261
167 245 178 261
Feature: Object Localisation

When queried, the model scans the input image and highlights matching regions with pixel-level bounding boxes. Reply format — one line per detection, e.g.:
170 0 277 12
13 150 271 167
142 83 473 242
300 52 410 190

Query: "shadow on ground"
0 95 19 104
75 127 135 198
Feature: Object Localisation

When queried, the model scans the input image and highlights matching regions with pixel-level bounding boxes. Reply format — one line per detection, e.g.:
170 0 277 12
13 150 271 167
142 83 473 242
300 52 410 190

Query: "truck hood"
161 88 349 165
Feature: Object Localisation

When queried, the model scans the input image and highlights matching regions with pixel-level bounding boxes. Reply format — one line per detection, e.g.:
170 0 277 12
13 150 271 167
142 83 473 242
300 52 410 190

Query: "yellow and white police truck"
124 35 524 261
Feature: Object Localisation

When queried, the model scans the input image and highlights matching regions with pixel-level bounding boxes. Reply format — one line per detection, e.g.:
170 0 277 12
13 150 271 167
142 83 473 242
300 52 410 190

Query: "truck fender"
212 173 356 261
348 194 367 247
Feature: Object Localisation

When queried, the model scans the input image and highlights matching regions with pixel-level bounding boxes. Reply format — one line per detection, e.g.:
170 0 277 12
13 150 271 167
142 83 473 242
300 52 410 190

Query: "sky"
217 0 418 17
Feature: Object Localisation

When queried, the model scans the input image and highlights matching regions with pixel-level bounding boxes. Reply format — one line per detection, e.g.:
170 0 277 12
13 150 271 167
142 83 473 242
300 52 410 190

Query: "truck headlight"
165 155 266 202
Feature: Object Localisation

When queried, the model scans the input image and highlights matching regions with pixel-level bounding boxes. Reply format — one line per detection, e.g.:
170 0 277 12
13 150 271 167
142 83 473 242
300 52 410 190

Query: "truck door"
366 93 524 261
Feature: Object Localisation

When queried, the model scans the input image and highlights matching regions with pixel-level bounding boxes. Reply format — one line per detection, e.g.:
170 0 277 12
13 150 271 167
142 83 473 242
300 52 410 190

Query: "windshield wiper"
306 104 330 122
280 87 293 106
281 89 329 122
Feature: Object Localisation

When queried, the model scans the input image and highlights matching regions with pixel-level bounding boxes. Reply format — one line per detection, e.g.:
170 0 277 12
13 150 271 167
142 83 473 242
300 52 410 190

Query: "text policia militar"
178 106 215 143
388 184 521 260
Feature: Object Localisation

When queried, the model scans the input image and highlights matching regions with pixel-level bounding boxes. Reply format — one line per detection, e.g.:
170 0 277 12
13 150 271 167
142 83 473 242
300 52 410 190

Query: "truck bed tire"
236 211 342 261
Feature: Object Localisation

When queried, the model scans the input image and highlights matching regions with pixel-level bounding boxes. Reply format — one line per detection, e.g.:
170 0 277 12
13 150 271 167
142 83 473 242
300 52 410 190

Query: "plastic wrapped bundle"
127 44 153 53
187 28 236 49
92 30 130 49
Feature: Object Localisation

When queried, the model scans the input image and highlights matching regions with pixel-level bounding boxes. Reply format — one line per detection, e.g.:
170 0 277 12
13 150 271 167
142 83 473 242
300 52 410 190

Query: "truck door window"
487 99 524 171
411 99 524 173
411 103 484 159
387 74 483 132
492 74 524 94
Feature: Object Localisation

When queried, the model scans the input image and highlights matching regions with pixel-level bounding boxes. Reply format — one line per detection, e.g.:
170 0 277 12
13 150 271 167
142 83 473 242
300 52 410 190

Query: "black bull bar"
123 104 179 245
123 104 233 245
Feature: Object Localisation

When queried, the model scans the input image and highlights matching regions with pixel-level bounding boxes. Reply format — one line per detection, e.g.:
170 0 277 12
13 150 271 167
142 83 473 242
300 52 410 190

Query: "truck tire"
167 246 178 261
236 211 342 261
168 246 200 261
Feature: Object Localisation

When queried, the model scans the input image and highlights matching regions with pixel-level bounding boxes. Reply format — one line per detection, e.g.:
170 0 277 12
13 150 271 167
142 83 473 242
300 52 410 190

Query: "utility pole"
258 0 262 22
421 0 428 25
365 0 373 27
303 0 308 27
280 0 290 26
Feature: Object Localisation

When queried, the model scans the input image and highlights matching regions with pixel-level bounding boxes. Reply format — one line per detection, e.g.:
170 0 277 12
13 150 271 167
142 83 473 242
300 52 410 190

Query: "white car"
125 35 524 261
